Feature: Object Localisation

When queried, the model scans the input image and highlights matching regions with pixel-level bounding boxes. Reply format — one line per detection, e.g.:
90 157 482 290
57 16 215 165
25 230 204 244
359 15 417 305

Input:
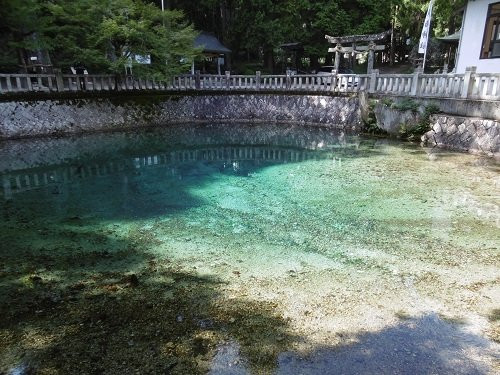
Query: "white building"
456 0 500 73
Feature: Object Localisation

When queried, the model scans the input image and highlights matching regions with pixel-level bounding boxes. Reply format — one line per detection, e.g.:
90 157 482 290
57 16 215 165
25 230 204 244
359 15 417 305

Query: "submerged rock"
198 318 215 330
123 274 139 287
8 363 34 375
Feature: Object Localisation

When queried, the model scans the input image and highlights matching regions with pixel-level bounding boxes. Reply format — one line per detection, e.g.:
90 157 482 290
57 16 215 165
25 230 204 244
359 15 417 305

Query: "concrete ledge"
373 94 500 122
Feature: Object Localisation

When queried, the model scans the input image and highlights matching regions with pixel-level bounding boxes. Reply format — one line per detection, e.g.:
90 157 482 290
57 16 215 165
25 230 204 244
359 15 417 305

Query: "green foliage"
234 62 269 75
380 98 394 107
399 103 441 140
394 0 465 39
0 0 200 78
0 0 466 74
369 97 440 139
168 0 395 71
381 98 421 114
393 98 419 113
394 0 465 69
363 99 387 135
166 0 464 71
92 0 199 77
425 103 440 115
0 0 49 70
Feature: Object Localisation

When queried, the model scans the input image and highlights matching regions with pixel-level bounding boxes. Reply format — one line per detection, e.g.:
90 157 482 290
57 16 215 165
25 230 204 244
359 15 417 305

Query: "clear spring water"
0 123 498 374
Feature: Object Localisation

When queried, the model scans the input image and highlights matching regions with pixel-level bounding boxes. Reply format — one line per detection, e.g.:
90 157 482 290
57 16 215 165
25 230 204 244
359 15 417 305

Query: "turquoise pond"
0 123 499 374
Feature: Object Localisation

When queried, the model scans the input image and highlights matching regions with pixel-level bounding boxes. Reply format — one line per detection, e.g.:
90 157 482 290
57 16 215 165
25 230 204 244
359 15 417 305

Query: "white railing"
1 146 335 199
369 67 499 99
61 74 117 91
469 73 500 100
418 74 465 98
0 67 499 100
0 74 58 92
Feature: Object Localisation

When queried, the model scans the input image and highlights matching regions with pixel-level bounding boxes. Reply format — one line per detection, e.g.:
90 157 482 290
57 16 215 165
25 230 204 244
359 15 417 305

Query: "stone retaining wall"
0 94 360 139
1 92 499 157
422 115 499 157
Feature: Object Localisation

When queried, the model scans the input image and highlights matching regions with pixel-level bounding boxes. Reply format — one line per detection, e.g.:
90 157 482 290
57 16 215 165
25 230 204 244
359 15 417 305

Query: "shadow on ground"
1 211 496 374
276 314 495 375
0 215 295 374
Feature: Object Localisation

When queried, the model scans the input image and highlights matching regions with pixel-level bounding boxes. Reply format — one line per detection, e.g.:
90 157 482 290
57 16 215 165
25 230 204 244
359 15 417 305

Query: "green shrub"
233 62 268 75
424 103 440 116
363 100 388 135
393 98 419 113
399 103 441 140
380 98 394 107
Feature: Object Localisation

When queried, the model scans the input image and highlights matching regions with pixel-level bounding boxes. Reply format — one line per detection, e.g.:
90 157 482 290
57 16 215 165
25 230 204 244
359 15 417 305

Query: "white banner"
418 0 435 54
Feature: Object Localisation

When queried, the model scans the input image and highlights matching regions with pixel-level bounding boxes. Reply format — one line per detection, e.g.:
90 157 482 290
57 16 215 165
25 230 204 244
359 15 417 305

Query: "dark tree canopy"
165 0 464 72
0 0 466 74
0 0 200 78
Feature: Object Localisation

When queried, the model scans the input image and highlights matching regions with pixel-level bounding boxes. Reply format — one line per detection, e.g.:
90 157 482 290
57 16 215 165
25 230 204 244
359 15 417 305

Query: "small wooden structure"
194 32 231 74
438 30 460 72
325 30 390 73
279 42 304 74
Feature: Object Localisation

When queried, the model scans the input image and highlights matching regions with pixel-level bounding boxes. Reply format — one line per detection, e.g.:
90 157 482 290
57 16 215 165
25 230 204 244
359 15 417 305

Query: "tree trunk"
219 1 231 49
310 54 319 72
390 5 397 66
264 48 274 73
17 48 28 73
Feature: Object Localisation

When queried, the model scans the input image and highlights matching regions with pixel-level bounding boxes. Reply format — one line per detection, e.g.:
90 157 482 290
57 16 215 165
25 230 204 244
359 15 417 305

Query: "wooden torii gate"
325 30 390 74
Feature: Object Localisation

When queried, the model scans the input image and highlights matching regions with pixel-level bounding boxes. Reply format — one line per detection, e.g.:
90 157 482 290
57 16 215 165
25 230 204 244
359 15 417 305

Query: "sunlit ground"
0 123 498 374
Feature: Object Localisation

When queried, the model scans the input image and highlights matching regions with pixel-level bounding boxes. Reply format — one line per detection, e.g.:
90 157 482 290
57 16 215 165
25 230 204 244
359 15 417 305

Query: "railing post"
114 74 120 91
225 70 231 90
195 70 201 90
367 42 376 74
286 72 291 90
54 68 64 92
5 75 12 92
461 66 476 99
410 67 422 96
256 71 261 91
26 75 32 91
368 69 378 93
330 70 337 93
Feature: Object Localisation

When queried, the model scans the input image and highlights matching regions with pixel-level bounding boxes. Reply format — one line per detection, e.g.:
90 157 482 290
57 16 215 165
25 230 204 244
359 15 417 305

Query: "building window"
481 2 500 59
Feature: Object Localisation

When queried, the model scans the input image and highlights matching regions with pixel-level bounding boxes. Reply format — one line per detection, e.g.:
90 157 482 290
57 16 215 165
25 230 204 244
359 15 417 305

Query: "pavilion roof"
195 32 231 54
437 30 461 44
280 42 304 51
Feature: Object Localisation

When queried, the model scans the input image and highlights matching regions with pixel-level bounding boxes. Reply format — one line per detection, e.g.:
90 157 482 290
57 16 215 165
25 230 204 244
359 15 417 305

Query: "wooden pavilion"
194 32 231 75
279 42 304 74
438 30 460 72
